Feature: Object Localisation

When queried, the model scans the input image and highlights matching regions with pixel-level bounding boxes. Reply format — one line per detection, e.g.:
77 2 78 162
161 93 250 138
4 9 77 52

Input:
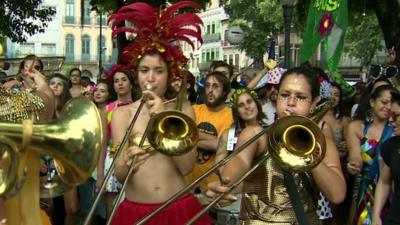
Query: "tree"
0 0 56 43
222 0 284 62
344 11 383 68
221 0 399 67
296 0 399 58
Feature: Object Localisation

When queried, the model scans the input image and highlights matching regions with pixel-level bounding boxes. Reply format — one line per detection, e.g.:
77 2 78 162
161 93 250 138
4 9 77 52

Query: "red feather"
110 1 203 78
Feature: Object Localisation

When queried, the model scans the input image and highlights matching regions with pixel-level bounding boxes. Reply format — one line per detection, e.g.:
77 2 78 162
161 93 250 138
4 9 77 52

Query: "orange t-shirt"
185 104 233 190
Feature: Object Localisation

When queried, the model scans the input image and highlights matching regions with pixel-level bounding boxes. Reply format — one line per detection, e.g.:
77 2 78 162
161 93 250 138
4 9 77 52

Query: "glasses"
368 64 399 79
277 93 312 103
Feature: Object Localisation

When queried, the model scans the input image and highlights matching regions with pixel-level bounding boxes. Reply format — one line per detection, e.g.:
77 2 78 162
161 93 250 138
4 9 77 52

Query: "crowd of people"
1 1 400 225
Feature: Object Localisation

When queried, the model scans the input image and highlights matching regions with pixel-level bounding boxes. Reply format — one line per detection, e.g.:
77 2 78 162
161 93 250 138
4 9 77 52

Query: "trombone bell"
147 110 198 156
268 115 326 172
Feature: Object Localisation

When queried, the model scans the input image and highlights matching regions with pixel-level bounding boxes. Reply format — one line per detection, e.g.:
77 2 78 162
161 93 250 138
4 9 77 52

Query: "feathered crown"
109 1 203 79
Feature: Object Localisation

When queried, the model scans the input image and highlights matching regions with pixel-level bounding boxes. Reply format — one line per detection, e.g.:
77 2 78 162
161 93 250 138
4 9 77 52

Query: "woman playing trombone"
107 1 211 225
206 67 346 225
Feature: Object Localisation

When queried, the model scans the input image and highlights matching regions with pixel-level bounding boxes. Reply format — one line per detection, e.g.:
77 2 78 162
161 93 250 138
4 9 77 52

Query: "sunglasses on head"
368 64 399 79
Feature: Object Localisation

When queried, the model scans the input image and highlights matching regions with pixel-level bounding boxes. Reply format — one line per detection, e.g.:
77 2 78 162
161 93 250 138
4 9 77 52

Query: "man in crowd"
186 71 233 193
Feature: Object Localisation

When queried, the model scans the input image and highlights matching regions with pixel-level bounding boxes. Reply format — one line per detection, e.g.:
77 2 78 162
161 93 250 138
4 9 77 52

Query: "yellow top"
185 104 233 191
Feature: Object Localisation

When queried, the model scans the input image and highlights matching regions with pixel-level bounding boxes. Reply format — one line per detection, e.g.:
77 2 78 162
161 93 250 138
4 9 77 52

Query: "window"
65 0 75 24
83 0 91 25
65 34 74 61
211 23 215 34
82 35 90 61
42 43 56 56
20 43 35 55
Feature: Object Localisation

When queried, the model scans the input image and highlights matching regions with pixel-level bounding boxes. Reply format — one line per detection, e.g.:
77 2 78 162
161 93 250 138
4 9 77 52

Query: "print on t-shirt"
197 122 218 164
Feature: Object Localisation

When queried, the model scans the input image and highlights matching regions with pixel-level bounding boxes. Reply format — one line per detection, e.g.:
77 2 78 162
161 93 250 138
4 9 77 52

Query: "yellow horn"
0 97 103 197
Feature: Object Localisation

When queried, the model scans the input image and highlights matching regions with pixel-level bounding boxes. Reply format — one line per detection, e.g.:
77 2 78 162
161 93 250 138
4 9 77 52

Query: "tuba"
0 97 103 198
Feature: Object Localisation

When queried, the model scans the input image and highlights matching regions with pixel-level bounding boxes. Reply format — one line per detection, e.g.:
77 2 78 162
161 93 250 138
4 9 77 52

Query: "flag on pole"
299 0 355 99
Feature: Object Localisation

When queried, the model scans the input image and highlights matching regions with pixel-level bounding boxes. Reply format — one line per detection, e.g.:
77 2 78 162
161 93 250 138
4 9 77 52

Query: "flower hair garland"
229 88 258 107
104 64 132 82
319 76 332 99
109 1 203 79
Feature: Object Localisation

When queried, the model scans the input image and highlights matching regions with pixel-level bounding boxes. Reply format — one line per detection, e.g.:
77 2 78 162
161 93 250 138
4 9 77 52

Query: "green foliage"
344 11 383 67
222 0 303 59
0 0 56 43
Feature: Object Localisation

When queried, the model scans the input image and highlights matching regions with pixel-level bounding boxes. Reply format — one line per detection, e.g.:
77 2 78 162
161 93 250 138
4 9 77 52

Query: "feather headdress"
109 1 203 79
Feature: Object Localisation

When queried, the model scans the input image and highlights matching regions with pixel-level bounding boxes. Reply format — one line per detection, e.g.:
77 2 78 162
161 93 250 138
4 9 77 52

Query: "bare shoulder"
112 102 141 125
240 125 265 140
348 119 363 132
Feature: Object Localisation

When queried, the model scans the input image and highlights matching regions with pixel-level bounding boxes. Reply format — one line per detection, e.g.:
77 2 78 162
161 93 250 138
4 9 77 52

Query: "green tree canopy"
344 11 383 68
0 0 56 43
222 0 284 60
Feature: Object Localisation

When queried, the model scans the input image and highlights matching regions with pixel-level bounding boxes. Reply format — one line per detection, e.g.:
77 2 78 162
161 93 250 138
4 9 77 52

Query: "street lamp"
281 0 297 69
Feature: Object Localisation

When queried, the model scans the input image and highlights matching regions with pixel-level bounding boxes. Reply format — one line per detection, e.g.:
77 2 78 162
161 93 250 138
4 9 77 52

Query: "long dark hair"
96 78 117 105
355 84 395 121
231 89 266 131
111 68 141 101
48 73 72 114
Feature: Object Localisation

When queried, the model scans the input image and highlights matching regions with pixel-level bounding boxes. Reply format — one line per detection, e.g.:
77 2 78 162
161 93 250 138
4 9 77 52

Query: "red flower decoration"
104 64 133 82
318 13 334 36
368 139 378 148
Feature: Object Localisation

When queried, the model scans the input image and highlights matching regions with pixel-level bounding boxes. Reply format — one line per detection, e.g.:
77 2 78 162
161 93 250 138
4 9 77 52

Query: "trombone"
135 98 334 225
84 76 199 225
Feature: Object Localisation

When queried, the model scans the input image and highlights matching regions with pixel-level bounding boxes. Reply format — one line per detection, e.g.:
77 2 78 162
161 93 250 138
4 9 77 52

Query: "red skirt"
111 194 212 225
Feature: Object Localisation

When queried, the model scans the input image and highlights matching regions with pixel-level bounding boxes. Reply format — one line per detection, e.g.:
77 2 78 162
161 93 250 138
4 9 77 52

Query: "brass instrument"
0 97 103 198
136 98 333 225
84 76 199 225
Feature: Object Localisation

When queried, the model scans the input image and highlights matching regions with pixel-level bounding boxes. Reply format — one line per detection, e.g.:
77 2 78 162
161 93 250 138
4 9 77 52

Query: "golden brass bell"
0 97 103 197
268 115 326 172
147 110 199 156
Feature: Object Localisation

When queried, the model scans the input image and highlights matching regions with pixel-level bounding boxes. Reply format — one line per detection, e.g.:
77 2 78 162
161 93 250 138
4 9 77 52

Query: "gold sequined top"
239 154 321 225
0 86 44 122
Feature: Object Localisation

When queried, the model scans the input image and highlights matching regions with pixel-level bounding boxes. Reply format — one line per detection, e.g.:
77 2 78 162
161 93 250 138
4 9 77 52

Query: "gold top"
239 154 320 225
0 86 44 122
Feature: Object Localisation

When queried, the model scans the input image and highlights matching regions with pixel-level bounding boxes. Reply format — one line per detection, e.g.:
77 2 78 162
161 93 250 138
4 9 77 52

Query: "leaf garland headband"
229 88 258 108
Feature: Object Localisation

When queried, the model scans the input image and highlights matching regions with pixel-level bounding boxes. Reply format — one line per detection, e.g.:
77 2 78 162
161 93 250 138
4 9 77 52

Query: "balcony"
64 54 114 64
202 33 221 44
82 17 91 25
64 16 75 24
96 17 108 26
